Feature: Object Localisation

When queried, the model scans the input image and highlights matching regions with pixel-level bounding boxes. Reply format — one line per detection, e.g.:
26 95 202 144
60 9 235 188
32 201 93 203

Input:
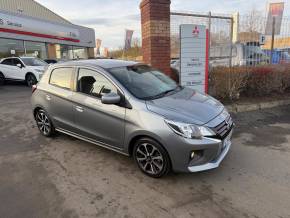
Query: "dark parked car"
31 59 233 178
44 59 58 64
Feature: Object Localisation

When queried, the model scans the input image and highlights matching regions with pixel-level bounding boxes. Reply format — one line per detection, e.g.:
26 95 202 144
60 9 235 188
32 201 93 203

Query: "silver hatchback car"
31 59 233 178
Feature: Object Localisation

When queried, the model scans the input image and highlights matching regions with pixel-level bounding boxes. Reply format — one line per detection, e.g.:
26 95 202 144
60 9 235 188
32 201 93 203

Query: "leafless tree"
241 9 265 33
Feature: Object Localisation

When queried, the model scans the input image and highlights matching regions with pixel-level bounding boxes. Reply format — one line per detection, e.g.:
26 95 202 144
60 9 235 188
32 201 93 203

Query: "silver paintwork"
188 130 232 172
31 59 233 173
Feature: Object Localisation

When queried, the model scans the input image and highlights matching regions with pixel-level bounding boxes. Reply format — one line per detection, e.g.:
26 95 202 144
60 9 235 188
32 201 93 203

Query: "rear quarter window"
49 68 74 90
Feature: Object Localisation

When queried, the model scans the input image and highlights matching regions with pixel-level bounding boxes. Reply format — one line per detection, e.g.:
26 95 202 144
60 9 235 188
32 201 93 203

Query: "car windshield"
20 57 48 66
109 65 179 100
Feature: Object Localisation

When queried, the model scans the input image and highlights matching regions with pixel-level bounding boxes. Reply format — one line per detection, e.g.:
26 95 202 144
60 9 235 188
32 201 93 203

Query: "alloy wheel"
36 111 51 136
27 75 36 87
135 143 164 175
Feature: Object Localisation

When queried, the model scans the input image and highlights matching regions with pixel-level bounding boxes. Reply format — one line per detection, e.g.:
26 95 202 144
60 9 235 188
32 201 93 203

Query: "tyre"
133 138 171 178
35 109 55 137
0 72 5 86
26 74 37 87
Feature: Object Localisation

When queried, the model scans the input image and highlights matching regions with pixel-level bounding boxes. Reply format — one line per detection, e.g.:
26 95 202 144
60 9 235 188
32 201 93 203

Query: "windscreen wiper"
144 86 182 100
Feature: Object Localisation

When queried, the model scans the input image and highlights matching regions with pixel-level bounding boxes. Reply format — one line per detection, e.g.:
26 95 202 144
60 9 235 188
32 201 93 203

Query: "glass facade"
56 44 88 60
24 41 47 59
73 46 88 59
0 37 90 60
0 38 25 58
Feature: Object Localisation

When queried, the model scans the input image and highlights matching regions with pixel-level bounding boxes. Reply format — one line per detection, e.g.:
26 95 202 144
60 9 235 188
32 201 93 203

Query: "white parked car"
0 57 48 87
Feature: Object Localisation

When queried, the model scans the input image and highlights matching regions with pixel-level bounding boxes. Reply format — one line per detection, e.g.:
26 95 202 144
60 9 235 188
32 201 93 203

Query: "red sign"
270 2 284 16
265 2 284 35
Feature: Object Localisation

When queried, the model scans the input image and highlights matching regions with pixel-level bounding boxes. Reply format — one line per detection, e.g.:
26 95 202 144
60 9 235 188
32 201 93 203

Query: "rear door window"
49 68 74 90
1 58 13 66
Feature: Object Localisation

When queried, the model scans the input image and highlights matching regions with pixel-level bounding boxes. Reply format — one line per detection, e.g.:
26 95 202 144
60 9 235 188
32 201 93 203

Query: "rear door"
46 67 75 132
71 68 126 148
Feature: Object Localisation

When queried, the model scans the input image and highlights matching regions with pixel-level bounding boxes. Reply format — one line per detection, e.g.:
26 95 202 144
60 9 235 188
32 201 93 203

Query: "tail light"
32 84 37 93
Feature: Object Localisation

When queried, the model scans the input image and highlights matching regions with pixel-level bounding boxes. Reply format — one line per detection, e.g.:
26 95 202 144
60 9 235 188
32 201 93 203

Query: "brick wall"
140 0 172 76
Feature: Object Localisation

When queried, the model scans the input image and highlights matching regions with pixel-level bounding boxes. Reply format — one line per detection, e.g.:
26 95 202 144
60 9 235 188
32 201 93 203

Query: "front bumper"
163 128 233 173
188 133 232 172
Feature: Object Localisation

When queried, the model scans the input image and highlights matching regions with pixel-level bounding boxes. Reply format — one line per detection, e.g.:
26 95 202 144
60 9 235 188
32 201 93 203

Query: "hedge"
209 64 290 100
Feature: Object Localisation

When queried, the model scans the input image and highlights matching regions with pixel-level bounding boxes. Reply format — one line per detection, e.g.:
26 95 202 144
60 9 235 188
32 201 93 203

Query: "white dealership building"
0 0 96 60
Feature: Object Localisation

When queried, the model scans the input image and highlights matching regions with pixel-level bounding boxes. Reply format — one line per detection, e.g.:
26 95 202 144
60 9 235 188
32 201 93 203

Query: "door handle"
46 95 51 101
75 106 84 113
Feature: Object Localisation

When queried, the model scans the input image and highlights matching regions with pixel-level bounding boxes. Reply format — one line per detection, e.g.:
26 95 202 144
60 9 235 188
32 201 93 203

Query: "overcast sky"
35 0 289 49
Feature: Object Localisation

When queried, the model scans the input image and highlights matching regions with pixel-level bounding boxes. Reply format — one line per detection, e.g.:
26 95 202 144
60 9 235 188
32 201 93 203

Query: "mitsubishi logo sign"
192 26 200 37
180 24 209 93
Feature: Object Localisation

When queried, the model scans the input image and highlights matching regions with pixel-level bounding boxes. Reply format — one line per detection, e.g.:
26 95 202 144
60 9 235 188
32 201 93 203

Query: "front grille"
213 115 233 139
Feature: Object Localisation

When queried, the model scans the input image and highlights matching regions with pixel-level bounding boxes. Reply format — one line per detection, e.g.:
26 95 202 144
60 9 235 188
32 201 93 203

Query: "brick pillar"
140 0 171 76
47 44 57 59
87 48 95 58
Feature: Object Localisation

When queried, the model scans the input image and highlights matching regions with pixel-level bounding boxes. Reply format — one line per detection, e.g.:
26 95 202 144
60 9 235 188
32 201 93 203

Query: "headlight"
165 119 215 139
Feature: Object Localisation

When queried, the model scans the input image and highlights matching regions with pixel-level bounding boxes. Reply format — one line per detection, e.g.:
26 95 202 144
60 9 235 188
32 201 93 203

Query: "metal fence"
170 11 290 69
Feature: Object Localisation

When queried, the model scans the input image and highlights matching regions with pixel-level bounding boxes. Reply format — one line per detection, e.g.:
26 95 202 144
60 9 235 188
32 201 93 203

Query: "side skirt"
55 128 129 156
4 78 25 82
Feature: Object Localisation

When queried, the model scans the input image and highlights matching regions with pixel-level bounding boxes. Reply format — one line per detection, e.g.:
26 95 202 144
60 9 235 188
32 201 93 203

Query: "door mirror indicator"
16 64 22 68
101 92 121 105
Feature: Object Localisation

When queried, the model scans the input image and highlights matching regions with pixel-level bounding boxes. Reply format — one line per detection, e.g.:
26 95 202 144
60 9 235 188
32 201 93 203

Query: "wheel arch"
25 72 35 79
0 71 4 78
127 133 172 166
33 106 44 117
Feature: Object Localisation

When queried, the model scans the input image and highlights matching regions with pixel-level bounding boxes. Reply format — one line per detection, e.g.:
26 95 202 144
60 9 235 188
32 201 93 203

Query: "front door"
72 68 126 148
11 58 26 80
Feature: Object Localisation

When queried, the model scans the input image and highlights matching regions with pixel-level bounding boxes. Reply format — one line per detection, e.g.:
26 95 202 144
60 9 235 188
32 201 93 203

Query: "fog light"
191 151 195 159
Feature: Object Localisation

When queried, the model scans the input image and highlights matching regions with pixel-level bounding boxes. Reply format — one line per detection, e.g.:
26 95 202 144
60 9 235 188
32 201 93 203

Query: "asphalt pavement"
0 84 290 218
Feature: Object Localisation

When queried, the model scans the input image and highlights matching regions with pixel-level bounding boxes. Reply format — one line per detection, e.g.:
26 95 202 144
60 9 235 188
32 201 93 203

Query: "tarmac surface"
0 84 290 218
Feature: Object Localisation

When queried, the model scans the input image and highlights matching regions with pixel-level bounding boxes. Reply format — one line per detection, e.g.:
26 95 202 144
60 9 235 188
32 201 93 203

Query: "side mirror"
16 64 22 68
101 92 121 105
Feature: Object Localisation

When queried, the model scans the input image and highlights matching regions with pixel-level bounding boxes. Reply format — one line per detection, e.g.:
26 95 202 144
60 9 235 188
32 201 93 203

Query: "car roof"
19 56 37 59
55 59 139 70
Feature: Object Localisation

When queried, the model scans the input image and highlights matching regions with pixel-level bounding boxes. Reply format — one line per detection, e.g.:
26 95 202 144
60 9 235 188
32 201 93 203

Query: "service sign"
180 24 209 93
0 12 80 43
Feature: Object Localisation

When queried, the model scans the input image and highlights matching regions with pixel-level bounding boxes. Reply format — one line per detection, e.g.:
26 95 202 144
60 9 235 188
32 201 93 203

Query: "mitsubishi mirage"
31 59 234 178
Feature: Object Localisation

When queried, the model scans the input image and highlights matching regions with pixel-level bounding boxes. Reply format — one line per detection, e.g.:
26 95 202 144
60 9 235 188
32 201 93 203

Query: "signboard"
265 2 284 35
180 24 209 93
124 29 134 50
0 12 80 42
259 34 266 45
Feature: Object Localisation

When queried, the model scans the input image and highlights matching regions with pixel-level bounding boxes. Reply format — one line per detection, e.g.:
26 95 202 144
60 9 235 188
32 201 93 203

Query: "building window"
55 44 88 60
73 47 88 59
55 44 74 60
0 38 25 58
24 41 47 59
